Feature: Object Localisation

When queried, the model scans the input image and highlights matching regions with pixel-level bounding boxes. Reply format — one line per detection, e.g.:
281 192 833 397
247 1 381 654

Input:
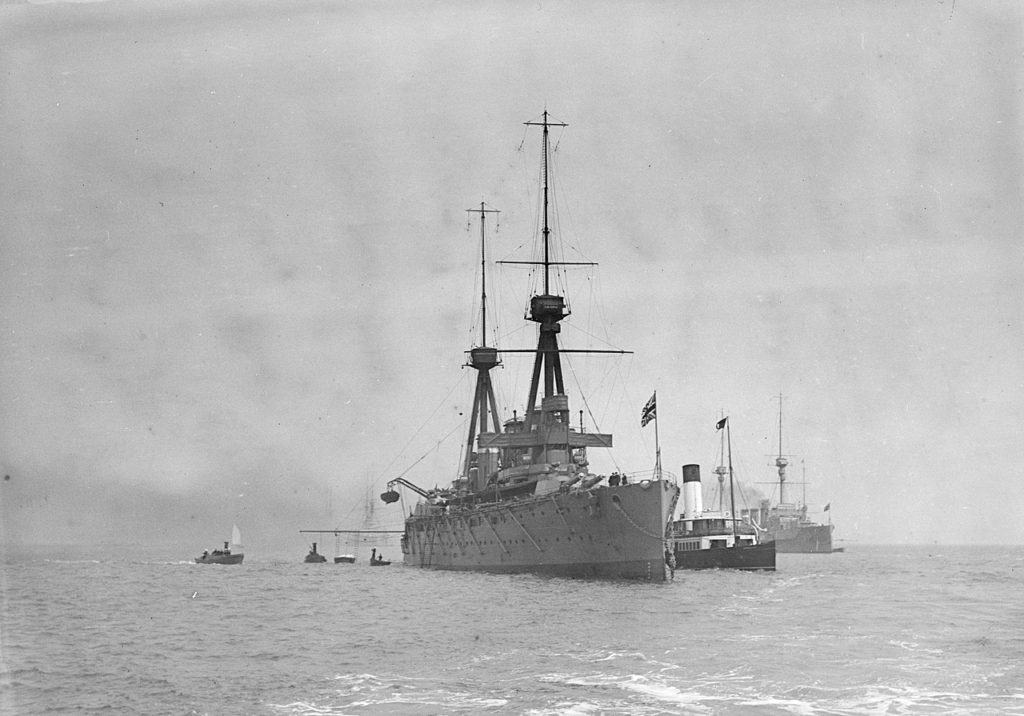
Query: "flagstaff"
641 392 660 479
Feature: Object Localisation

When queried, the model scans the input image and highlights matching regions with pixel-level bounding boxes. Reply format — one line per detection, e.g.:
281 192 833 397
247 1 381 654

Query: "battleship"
743 396 835 553
379 111 680 580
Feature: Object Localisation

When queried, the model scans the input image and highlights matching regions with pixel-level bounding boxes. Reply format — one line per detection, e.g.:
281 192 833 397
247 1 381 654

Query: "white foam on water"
275 690 509 714
811 683 1015 715
886 639 945 655
537 672 714 713
309 673 511 712
523 701 603 715
270 701 337 715
574 649 648 663
619 675 712 710
565 648 681 674
329 672 387 685
537 672 613 688
349 693 509 709
733 696 818 715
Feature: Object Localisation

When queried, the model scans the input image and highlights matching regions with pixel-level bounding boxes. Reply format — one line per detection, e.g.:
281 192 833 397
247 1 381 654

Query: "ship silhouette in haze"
379 111 680 580
744 395 836 553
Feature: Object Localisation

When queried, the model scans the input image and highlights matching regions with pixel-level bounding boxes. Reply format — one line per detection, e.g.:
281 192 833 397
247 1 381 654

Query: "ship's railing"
624 468 678 484
400 468 679 521
668 514 759 537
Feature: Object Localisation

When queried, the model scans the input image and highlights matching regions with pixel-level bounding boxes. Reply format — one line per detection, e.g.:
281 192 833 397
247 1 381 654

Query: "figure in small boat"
195 527 244 564
369 548 390 566
304 542 327 563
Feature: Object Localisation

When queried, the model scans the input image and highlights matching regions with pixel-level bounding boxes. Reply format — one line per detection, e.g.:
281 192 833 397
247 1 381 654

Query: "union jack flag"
641 393 656 427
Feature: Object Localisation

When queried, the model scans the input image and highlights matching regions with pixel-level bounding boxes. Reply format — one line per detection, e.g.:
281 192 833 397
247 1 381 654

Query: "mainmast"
522 111 569 427
728 421 737 538
462 202 502 483
526 111 565 295
480 111 618 479
775 392 788 504
718 416 738 538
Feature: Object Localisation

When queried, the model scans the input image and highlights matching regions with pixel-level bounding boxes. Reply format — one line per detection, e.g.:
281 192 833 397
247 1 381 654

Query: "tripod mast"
462 202 502 484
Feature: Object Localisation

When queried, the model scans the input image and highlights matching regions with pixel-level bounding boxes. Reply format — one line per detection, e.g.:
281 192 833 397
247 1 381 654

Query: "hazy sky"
2 0 1021 555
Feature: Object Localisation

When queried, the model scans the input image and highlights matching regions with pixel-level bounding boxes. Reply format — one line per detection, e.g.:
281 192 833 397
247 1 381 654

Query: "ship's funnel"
682 464 703 520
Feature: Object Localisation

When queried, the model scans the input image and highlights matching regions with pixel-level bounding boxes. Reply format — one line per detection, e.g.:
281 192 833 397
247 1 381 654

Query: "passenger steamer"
669 463 775 571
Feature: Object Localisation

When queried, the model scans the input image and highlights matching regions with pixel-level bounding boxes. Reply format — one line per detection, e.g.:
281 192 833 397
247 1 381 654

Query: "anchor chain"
611 497 669 541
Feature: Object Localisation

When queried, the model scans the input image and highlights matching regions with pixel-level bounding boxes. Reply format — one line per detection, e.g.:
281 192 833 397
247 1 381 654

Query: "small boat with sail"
195 524 244 565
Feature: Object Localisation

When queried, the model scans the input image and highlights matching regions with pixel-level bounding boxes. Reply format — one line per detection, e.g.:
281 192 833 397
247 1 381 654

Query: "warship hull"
770 523 833 553
401 480 678 581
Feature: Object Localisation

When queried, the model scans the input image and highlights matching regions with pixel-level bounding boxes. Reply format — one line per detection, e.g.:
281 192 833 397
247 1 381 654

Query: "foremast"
461 203 502 489
775 392 788 504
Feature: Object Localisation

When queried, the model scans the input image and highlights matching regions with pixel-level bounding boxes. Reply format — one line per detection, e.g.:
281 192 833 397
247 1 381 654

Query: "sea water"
3 545 1023 714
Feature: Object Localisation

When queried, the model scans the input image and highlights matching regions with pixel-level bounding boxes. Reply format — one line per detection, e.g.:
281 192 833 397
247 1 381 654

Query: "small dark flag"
716 416 728 431
824 503 831 512
641 393 657 427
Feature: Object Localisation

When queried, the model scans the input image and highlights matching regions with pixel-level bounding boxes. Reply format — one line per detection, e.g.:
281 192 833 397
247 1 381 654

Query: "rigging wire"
559 310 629 351
368 370 471 490
562 352 625 475
464 202 504 350
465 219 482 346
390 417 467 486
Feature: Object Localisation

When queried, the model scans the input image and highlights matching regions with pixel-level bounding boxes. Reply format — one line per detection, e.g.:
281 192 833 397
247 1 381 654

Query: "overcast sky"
1 0 1021 556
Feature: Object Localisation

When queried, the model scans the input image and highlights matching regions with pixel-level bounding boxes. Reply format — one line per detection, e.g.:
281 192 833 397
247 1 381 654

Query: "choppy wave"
5 546 1024 714
272 673 511 714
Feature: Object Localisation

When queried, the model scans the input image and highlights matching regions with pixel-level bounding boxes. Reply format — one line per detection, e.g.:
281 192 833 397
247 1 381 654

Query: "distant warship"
744 396 835 553
380 112 679 580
